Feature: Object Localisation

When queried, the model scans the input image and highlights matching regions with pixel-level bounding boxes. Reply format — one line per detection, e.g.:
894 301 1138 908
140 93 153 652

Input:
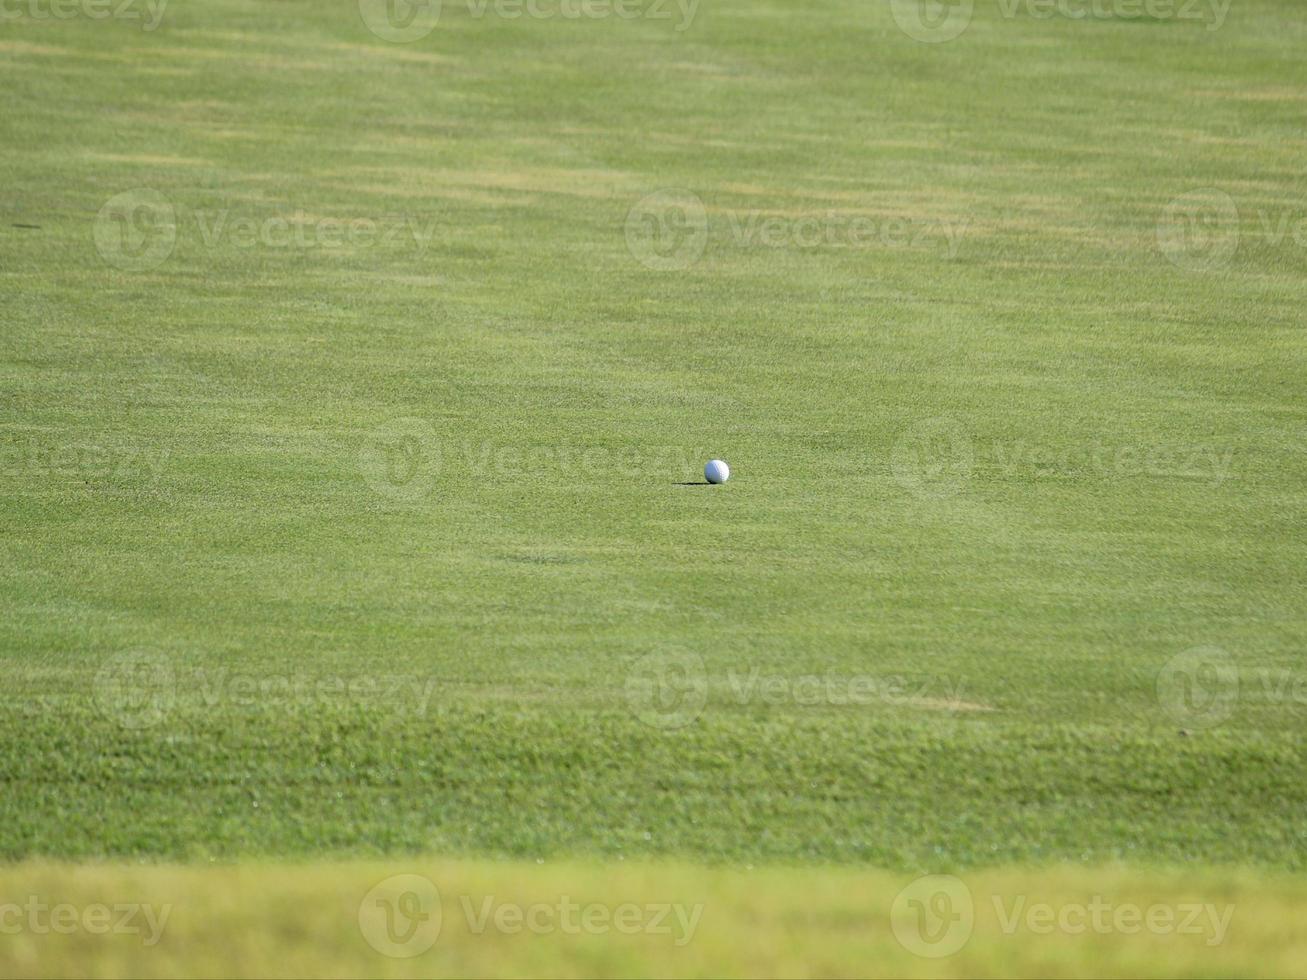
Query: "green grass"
2 0 1307 973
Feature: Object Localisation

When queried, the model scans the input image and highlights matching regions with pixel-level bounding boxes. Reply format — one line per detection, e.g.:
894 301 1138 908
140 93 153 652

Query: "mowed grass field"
2 0 1307 974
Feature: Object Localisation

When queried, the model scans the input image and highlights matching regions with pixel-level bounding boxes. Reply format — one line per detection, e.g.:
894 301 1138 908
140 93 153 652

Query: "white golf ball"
705 459 730 484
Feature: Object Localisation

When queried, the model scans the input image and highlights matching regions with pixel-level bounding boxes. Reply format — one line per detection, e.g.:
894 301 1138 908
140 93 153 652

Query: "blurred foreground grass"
2 858 1306 978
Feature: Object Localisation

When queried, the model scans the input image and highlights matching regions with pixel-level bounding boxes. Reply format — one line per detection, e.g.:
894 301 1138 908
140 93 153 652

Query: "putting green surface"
2 0 1306 973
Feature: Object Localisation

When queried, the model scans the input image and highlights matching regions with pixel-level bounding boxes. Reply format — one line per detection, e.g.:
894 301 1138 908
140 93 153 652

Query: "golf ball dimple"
705 459 730 484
